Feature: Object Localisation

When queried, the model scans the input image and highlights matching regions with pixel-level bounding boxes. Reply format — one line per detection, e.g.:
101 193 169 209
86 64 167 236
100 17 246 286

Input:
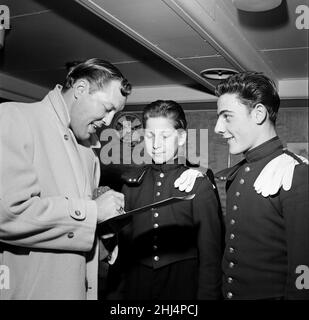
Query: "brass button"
230 233 235 240
233 205 238 211
245 167 250 172
156 192 161 196
227 292 233 299
239 179 245 184
75 210 81 216
64 134 69 141
128 178 132 182
230 219 235 225
157 181 162 186
229 262 235 268
154 223 159 229
154 256 159 261
159 173 164 178
227 277 233 284
153 245 158 250
68 232 74 238
153 212 159 218
229 247 235 254
235 192 240 197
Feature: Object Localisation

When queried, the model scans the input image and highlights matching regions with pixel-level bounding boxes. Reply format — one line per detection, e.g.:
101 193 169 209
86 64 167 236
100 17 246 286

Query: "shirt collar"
244 136 283 163
48 84 101 149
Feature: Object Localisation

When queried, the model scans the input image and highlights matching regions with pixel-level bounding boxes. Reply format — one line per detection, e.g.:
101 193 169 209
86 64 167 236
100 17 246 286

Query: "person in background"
114 100 223 300
214 71 309 300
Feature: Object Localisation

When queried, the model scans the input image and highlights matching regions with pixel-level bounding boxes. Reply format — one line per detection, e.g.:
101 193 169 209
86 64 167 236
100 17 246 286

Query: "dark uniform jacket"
120 162 224 299
216 137 309 300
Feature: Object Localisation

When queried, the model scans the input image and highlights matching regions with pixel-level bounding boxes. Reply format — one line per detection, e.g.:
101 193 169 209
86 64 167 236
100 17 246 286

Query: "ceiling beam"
279 79 308 99
163 0 278 84
127 85 216 105
0 72 48 102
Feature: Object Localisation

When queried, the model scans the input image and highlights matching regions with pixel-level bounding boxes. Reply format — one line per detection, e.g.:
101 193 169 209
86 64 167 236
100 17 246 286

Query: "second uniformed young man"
214 72 309 300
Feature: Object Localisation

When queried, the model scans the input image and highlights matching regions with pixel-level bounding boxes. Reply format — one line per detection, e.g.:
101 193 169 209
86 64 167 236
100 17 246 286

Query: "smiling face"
69 79 126 141
214 93 262 155
144 116 186 164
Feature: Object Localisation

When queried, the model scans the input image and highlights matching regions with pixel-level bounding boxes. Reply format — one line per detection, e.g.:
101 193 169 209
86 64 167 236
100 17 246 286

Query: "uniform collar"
150 157 185 173
244 136 283 163
215 136 283 182
47 84 100 149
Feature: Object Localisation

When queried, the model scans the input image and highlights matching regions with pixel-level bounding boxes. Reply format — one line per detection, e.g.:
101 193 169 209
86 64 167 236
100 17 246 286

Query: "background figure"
214 71 309 300
110 100 223 300
0 58 130 300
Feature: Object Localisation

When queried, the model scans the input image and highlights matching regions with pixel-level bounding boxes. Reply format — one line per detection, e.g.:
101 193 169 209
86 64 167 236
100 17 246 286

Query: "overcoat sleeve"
0 104 97 252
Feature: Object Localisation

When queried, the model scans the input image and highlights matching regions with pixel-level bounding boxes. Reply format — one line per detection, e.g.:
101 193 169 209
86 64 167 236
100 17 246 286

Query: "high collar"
244 136 283 163
150 157 185 173
47 85 100 149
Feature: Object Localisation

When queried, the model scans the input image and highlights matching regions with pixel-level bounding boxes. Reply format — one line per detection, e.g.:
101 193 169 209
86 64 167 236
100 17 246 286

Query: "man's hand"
174 168 203 192
254 153 308 197
95 189 125 223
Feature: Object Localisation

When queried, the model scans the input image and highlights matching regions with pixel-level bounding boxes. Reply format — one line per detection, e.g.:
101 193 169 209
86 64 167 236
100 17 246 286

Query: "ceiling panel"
8 58 199 89
1 0 197 88
1 0 50 16
89 0 219 58
114 60 198 86
220 0 308 50
1 0 307 102
261 48 309 79
3 3 156 71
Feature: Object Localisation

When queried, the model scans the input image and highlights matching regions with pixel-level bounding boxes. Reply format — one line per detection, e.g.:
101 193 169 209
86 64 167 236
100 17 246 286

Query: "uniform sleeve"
281 163 309 299
192 176 224 300
121 183 132 212
0 104 97 252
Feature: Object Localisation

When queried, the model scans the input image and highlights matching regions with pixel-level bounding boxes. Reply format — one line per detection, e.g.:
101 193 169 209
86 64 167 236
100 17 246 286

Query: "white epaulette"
253 152 308 197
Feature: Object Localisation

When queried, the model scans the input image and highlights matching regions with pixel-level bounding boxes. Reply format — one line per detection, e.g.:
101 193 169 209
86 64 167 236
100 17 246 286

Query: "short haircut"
215 71 280 124
142 100 187 130
62 58 131 97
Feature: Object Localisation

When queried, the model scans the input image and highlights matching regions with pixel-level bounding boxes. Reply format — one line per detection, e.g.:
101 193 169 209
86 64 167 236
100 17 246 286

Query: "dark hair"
62 58 131 97
215 71 280 124
142 100 187 130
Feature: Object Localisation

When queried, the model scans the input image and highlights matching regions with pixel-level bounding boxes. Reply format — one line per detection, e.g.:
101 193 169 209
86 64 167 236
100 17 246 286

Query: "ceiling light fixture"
200 68 238 80
232 0 282 12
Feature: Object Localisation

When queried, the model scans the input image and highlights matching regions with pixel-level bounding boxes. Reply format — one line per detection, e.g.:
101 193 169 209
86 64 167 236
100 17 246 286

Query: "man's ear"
252 103 268 125
73 79 90 99
178 129 187 147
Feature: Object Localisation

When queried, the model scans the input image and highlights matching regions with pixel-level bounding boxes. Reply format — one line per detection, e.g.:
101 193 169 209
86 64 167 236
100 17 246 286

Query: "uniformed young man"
214 71 309 300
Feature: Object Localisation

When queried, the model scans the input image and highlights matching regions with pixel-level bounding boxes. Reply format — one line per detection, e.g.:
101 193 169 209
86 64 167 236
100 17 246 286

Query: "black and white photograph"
0 0 308 311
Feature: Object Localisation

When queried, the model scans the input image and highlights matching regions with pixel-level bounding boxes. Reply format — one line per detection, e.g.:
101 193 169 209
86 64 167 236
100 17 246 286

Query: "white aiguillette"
97 194 195 234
